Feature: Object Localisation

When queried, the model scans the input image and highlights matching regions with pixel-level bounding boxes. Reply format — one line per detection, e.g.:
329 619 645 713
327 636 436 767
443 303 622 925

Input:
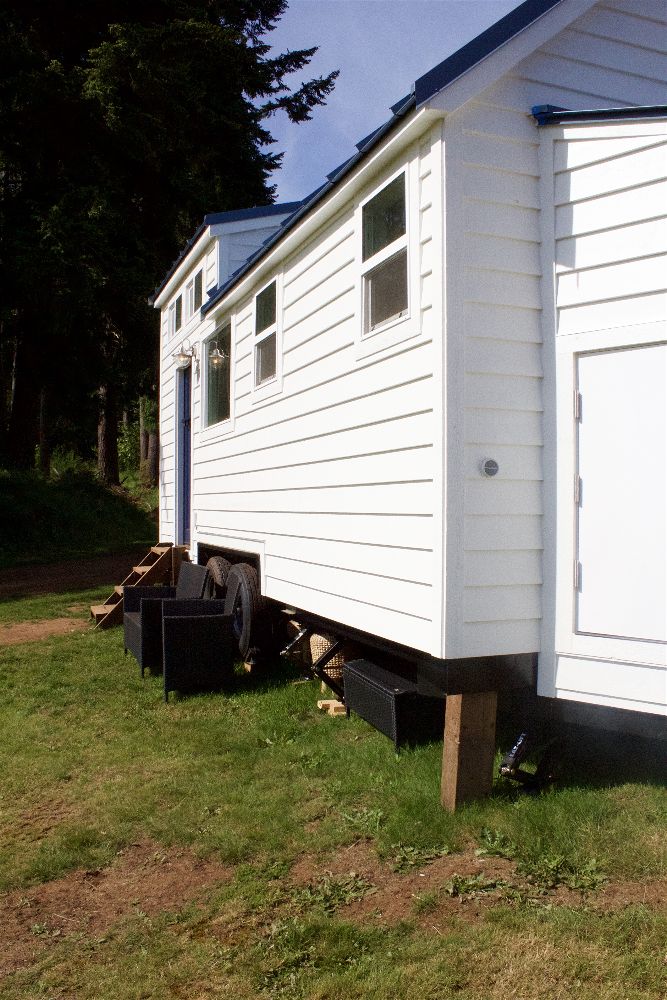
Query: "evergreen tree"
0 1 337 478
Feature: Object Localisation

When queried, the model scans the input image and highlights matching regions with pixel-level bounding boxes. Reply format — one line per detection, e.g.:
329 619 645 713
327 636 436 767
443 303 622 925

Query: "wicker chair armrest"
162 599 227 618
123 585 175 613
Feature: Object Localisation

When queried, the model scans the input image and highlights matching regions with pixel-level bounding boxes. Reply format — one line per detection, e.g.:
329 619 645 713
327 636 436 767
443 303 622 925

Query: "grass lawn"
0 588 665 999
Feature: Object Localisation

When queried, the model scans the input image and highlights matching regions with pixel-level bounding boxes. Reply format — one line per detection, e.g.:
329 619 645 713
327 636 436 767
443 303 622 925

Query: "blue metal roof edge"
204 201 302 226
414 0 562 106
532 104 667 125
150 201 303 304
200 4 573 318
201 93 417 316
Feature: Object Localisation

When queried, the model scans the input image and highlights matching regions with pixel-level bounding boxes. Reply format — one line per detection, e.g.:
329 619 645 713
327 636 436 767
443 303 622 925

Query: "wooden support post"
440 690 498 812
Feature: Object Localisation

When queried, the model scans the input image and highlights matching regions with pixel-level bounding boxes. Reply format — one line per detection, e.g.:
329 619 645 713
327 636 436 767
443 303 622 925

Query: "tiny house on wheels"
152 0 667 806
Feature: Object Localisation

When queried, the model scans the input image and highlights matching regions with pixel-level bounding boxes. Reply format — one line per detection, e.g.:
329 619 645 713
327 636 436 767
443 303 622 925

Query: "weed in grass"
341 806 385 838
293 872 376 914
412 889 440 915
445 873 508 898
519 853 606 892
476 826 518 859
391 842 451 873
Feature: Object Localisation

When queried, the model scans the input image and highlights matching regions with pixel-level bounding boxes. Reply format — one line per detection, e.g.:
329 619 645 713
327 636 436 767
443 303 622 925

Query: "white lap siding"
442 0 667 659
541 116 667 715
193 138 440 653
158 308 176 542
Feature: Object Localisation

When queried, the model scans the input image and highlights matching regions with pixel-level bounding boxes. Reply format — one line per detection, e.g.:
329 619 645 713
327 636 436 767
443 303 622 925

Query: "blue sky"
266 0 519 201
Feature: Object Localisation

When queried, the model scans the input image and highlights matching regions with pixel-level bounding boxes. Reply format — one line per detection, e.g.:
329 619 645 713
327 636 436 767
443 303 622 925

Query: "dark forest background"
0 0 336 490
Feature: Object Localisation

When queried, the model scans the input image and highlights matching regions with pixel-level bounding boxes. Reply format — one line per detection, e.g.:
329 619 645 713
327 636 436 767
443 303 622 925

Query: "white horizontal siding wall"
192 135 441 652
540 116 667 715
442 0 667 659
159 306 176 543
158 242 219 543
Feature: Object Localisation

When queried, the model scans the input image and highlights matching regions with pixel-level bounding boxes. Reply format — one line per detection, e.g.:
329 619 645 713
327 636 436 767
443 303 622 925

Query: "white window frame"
252 273 283 402
355 158 420 360
168 296 183 339
185 269 203 319
200 316 236 441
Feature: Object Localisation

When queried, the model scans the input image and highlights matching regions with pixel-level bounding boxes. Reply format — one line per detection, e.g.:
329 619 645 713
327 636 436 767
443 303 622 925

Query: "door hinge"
573 560 581 591
574 475 582 505
574 390 582 421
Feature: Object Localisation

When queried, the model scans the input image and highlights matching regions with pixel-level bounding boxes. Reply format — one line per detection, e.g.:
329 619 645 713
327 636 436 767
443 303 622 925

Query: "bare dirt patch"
0 550 146 600
287 841 667 929
0 840 232 977
0 618 89 646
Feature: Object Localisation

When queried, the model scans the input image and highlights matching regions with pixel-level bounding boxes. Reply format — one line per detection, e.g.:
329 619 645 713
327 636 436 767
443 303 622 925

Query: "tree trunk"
5 333 39 469
139 396 149 464
146 428 159 486
38 388 51 477
97 384 120 484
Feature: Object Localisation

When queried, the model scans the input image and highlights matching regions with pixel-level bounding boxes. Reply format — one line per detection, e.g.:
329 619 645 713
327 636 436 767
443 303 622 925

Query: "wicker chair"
162 600 235 701
123 562 210 675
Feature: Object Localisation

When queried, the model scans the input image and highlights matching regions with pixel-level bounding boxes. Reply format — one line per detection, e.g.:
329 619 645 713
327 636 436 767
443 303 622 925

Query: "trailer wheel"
205 556 232 599
223 563 268 661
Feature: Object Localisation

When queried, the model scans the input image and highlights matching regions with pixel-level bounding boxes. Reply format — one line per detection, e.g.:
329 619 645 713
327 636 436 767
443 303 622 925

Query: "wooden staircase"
90 543 188 629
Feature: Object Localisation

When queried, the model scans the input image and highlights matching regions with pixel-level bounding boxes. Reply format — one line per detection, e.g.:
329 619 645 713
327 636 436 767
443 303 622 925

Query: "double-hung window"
205 323 232 426
185 270 203 320
254 280 277 385
361 173 408 334
168 294 183 337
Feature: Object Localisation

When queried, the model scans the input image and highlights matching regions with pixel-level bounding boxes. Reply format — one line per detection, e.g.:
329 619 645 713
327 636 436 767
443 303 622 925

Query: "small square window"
206 324 231 426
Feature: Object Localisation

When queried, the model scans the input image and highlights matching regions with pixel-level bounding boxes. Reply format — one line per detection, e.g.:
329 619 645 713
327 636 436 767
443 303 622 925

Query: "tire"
223 562 269 661
205 556 232 599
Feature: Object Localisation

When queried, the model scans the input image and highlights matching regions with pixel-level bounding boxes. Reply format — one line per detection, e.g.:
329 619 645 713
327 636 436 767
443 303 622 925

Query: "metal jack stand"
499 731 558 793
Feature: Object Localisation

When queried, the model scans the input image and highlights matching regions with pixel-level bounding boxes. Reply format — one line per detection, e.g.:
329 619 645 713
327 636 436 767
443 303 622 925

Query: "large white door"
576 343 667 642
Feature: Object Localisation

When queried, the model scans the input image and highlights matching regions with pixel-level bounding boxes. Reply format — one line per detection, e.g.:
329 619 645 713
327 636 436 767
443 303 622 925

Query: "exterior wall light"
172 340 197 370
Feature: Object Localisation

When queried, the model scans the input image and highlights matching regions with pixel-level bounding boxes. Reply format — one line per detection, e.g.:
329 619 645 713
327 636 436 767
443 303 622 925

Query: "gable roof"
150 201 302 305
414 0 563 105
201 0 573 316
156 0 572 314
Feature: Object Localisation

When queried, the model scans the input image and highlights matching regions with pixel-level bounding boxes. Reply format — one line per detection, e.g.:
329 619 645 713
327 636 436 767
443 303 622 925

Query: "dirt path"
0 549 146 600
0 618 90 646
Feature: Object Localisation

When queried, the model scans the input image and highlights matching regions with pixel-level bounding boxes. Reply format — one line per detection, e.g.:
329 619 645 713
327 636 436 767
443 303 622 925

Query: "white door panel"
576 343 667 643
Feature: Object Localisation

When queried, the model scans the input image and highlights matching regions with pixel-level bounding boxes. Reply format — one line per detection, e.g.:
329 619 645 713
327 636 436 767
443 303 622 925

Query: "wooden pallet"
90 543 188 629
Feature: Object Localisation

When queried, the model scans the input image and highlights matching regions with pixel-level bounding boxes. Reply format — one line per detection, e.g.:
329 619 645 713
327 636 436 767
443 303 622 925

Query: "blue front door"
178 365 191 546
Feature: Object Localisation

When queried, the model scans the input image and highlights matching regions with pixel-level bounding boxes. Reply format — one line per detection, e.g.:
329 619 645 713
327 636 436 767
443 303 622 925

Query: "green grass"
0 592 665 999
0 469 156 567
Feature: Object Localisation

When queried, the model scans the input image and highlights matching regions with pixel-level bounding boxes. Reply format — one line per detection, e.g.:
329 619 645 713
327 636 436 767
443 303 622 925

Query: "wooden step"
91 602 124 628
91 543 178 629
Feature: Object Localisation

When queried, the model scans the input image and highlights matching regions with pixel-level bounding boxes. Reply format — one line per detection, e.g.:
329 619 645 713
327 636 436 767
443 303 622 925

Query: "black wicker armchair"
123 562 210 675
162 600 235 701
